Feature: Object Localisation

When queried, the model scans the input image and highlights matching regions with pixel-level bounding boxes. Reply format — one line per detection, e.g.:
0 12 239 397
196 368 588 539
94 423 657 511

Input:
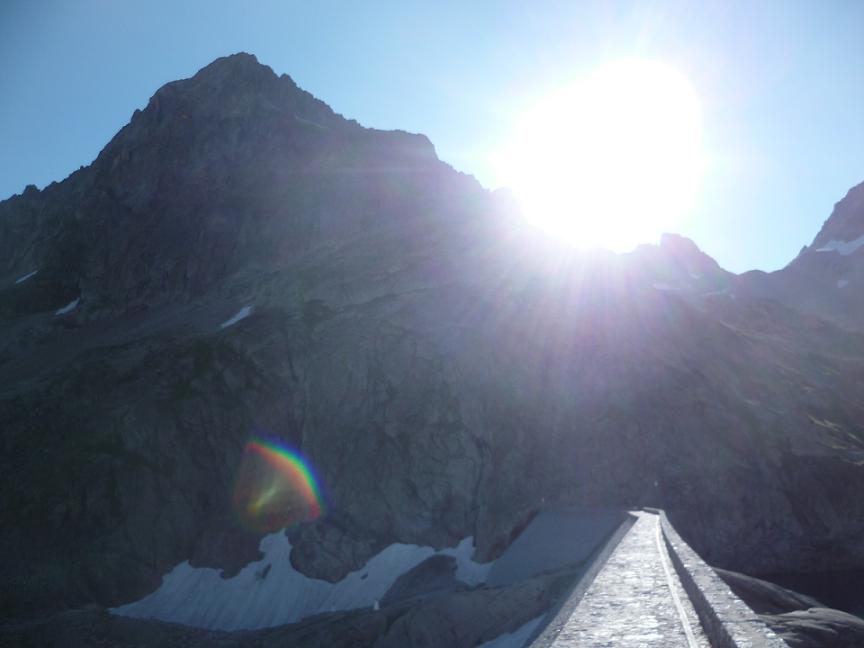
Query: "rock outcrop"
716 568 864 648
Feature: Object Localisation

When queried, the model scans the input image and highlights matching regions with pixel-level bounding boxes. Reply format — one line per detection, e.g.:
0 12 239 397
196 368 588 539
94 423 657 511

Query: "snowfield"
112 532 491 631
111 508 621 636
814 234 864 256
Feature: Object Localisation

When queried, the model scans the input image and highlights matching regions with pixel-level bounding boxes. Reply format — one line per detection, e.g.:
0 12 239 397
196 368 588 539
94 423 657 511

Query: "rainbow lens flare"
232 438 325 533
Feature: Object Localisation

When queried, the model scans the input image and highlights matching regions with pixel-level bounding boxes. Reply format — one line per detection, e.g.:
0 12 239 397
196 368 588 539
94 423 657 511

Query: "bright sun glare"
499 60 705 251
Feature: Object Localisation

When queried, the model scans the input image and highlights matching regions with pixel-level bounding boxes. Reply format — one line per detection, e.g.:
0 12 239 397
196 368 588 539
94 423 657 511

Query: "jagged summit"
119 52 348 144
96 52 437 190
202 51 269 73
733 176 864 328
659 232 701 253
810 179 864 250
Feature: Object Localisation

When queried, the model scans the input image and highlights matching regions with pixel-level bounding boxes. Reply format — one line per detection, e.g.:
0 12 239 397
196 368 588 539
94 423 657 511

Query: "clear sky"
3 0 864 272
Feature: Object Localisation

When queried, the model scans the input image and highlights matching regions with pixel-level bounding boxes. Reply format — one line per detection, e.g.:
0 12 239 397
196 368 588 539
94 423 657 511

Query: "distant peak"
811 179 864 250
660 232 701 254
657 232 723 273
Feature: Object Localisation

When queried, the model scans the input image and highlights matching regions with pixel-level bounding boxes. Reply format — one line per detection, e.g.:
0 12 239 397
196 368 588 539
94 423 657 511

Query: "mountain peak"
810 179 864 251
209 51 262 67
659 232 701 255
102 53 348 162
143 51 302 118
192 52 283 86
658 232 721 270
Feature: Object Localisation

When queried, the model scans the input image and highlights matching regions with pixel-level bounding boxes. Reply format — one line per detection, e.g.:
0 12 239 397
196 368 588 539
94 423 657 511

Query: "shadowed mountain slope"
2 54 864 625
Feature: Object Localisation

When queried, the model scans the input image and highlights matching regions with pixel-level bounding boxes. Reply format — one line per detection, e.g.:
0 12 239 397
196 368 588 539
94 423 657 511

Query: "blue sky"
2 0 864 272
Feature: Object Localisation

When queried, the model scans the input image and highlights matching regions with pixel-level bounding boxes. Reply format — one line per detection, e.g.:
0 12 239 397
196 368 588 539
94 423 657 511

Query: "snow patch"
295 115 328 131
838 279 850 289
219 305 253 329
701 286 733 298
477 616 545 648
814 234 864 256
14 270 38 284
111 532 491 631
55 298 79 316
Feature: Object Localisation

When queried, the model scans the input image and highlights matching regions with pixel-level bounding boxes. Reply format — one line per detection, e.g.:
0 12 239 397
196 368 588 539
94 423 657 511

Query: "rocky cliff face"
717 568 864 648
2 53 864 621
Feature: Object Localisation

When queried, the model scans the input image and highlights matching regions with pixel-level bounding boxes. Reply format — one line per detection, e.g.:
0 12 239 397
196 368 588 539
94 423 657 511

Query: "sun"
498 60 705 251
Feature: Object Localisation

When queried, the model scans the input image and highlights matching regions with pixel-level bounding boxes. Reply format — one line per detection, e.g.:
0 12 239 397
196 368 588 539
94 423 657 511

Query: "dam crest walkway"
530 510 788 648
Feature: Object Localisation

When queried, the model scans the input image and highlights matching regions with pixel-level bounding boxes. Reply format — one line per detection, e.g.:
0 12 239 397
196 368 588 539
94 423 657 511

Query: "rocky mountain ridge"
737 179 864 327
2 53 864 630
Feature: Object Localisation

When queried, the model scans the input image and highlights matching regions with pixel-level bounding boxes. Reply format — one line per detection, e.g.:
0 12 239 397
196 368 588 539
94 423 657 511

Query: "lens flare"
232 438 325 533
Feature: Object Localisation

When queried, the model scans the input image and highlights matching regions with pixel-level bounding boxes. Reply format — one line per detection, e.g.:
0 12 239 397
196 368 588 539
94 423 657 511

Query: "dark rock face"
716 568 864 648
2 52 864 625
762 608 864 648
381 555 464 606
714 568 824 615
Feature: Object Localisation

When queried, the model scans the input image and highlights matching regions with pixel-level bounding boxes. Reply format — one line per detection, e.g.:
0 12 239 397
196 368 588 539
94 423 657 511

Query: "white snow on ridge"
814 234 864 256
55 298 79 316
219 305 253 329
14 270 38 284
111 532 491 631
838 279 850 289
477 616 545 648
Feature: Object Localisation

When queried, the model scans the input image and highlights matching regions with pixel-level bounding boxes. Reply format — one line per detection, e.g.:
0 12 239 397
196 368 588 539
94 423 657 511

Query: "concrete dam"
528 510 787 647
